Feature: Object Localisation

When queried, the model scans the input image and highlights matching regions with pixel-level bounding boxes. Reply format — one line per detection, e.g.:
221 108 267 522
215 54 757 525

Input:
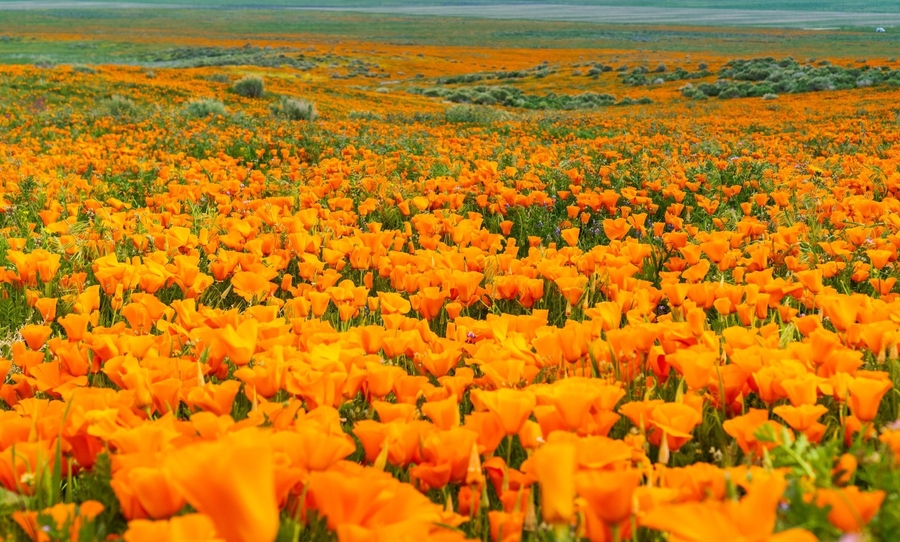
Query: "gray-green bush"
184 98 227 118
270 96 317 121
97 95 140 120
444 104 508 124
233 75 265 98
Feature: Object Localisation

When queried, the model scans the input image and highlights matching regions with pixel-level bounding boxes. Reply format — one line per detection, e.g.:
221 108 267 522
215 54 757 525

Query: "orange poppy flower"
773 404 828 432
648 402 702 453
422 395 461 430
555 276 588 307
14 501 105 542
603 218 632 241
166 429 278 542
111 466 186 520
560 227 580 247
471 388 537 435
20 324 53 351
123 514 223 542
465 411 507 456
532 441 576 526
847 376 892 422
815 486 885 533
489 510 524 542
641 471 815 541
575 469 641 527
34 297 58 323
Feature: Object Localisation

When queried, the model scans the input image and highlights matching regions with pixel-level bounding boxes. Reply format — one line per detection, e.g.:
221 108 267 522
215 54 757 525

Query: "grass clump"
270 96 317 121
184 98 227 118
233 75 265 98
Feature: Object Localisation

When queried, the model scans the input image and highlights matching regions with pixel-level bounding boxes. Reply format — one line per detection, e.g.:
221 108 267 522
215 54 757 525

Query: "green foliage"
95 95 140 121
435 62 553 85
71 64 97 74
70 454 128 537
707 57 900 99
422 84 624 111
444 104 509 124
270 96 318 121
208 73 231 83
140 45 318 70
233 75 265 98
183 98 227 118
620 63 713 86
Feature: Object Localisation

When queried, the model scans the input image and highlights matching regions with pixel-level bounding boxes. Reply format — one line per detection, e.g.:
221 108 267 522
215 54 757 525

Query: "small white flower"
19 472 35 486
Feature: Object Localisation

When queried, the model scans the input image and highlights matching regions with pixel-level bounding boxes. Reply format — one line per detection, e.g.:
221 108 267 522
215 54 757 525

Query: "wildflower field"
2 8 900 542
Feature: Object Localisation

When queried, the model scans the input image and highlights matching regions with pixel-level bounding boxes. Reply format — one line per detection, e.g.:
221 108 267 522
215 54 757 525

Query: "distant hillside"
0 0 899 13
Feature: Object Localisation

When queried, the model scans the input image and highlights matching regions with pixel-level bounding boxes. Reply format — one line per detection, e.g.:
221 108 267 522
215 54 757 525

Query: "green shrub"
97 95 139 120
33 56 55 69
805 77 834 91
718 86 744 99
444 104 506 124
349 110 383 121
447 90 471 103
270 96 317 121
696 82 720 96
184 98 227 118
472 92 497 105
747 84 775 97
233 75 264 98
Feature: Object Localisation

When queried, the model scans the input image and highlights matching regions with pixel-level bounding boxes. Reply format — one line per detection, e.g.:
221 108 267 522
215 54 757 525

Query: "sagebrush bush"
348 110 383 121
423 85 617 111
270 96 317 121
97 95 139 120
472 92 497 105
33 56 55 69
718 86 744 99
445 104 507 124
184 98 227 118
233 75 265 98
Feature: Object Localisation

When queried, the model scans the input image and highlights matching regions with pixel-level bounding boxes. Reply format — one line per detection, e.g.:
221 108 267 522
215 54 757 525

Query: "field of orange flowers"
2 28 900 542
